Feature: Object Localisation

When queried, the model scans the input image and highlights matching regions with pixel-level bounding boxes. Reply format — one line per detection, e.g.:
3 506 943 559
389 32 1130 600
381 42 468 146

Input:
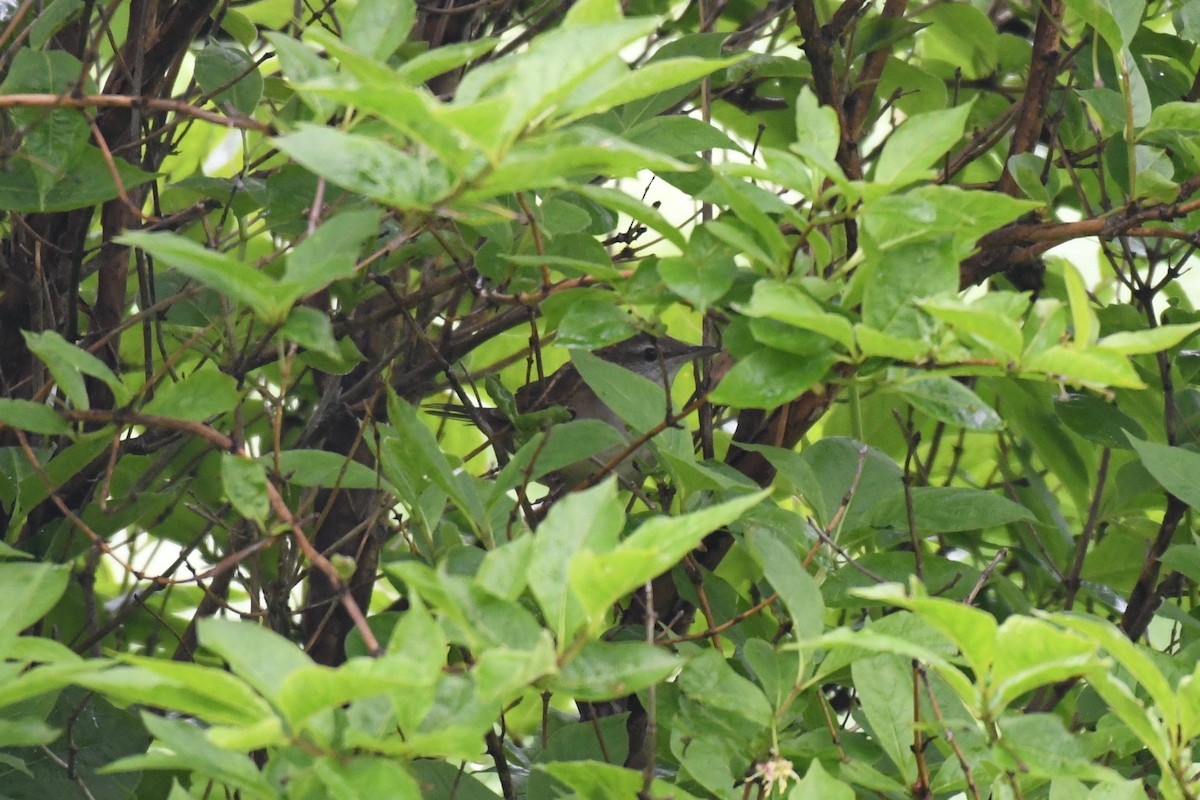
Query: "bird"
430 332 718 487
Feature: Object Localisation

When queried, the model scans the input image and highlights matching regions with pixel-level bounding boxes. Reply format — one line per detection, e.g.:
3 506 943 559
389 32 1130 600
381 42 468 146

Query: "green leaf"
1023 345 1146 389
76 659 275 727
918 296 1025 358
1053 393 1145 449
1062 0 1145 53
747 437 902 532
468 127 690 199
0 145 153 212
742 638 786 709
678 649 773 725
23 330 129 409
561 0 621 25
1140 101 1200 141
708 347 837 409
106 713 274 797
475 537 534 601
0 563 69 643
378 596 447 686
864 186 1040 253
1178 1 1200 43
1178 660 1200 743
264 33 339 118
853 653 917 783
513 236 624 283
298 333 365 375
1160 544 1200 585
854 325 931 361
282 209 380 298
0 50 91 205
872 486 1035 533
737 281 855 351
493 18 660 138
745 527 824 640
794 760 854 800
27 0 84 50
1097 323 1200 354
143 369 240 421
553 641 681 700
709 176 791 265
625 115 744 157
0 399 70 436
617 32 725 125
280 306 340 358
220 454 269 524
409 761 502 799
887 596 997 683
569 489 768 631
562 56 742 123
570 184 687 250
1126 435 1200 509
386 391 486 533
570 348 668 433
273 449 384 490
0 717 60 749
791 87 842 179
892 376 1004 431
1008 152 1055 205
2 689 148 799
492 420 627 496
658 254 736 310
918 3 998 79
395 38 500 85
540 761 703 800
1053 612 1176 734
343 0 415 59
989 616 1099 712
993 714 1114 780
6 429 111 534
313 757 422 799
193 45 263 116
860 239 959 330
528 481 624 642
219 9 257 47
676 736 738 796
198 618 312 707
874 102 972 186
1085 668 1171 766
273 125 454 209
1063 260 1098 346
119 231 287 322
276 666 405 726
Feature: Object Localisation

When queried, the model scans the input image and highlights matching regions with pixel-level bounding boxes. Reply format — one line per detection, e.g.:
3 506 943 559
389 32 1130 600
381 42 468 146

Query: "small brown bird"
432 332 717 486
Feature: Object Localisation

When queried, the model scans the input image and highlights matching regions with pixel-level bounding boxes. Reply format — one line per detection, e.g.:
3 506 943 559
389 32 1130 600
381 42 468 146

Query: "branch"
48 408 382 656
960 180 1200 286
997 0 1066 196
0 93 271 133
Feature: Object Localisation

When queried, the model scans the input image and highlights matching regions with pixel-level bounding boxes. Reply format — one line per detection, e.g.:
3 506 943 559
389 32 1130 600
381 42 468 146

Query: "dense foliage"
3 0 1200 797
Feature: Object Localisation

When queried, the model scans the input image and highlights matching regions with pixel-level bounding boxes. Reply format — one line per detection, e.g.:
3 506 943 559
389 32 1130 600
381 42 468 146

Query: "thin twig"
0 92 270 131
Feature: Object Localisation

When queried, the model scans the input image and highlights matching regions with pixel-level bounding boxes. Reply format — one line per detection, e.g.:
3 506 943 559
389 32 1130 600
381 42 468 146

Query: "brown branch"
45 408 382 656
997 0 1065 196
843 0 908 151
960 181 1200 286
1120 495 1188 641
1063 448 1110 611
0 93 271 133
13 429 176 585
659 592 780 645
794 0 845 115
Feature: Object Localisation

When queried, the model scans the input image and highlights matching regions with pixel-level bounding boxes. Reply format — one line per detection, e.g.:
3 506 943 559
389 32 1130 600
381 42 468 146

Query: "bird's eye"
641 346 659 362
